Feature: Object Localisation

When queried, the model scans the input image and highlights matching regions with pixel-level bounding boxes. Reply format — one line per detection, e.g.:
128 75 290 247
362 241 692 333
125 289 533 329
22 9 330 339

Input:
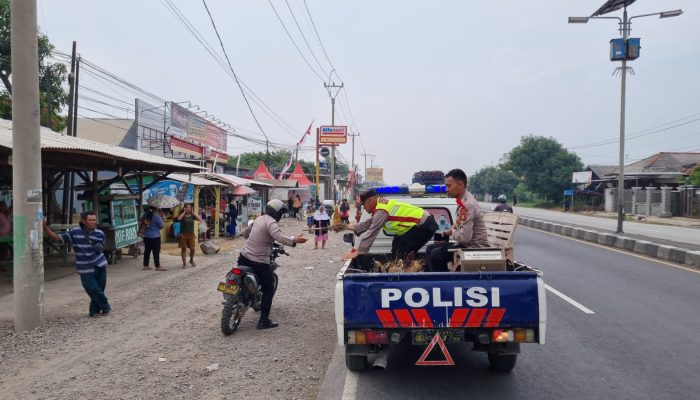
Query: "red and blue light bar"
372 185 447 195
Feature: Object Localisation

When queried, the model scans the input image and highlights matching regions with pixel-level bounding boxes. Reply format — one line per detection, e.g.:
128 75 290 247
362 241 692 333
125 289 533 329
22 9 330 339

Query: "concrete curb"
518 217 700 268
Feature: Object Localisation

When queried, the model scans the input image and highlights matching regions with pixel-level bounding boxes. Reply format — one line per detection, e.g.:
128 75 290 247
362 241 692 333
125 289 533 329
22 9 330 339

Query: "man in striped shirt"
45 211 111 317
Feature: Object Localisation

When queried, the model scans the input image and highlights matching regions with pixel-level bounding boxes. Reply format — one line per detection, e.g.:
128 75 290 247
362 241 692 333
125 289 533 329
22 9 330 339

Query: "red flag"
298 120 314 145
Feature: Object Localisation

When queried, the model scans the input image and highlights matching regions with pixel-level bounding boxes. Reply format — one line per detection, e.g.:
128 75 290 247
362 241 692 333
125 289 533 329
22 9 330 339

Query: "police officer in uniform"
239 199 307 329
341 189 438 269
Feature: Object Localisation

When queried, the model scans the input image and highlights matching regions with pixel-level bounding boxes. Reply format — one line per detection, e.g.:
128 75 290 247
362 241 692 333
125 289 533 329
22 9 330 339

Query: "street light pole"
616 8 629 233
568 4 682 234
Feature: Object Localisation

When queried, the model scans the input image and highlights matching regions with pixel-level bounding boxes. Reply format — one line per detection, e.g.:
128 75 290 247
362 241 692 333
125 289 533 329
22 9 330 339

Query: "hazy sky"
40 0 700 184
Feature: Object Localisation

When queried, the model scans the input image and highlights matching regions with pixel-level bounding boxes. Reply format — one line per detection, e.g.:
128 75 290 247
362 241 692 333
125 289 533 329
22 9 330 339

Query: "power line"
284 0 328 76
301 0 336 72
201 0 270 143
268 0 326 82
161 0 300 141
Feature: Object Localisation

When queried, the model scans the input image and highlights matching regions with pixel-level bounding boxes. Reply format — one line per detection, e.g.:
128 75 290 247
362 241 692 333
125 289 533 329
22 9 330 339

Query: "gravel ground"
0 217 346 400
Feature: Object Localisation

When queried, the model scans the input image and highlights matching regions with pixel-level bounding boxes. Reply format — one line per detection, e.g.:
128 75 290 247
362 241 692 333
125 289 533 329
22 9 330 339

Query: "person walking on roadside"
44 211 111 317
227 198 238 237
176 203 200 268
293 195 302 219
339 199 350 224
332 202 341 226
141 206 167 271
512 192 518 207
313 205 330 249
425 169 490 272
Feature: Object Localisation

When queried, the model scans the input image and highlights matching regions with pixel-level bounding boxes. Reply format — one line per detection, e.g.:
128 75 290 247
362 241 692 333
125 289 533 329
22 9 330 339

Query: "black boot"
257 319 279 329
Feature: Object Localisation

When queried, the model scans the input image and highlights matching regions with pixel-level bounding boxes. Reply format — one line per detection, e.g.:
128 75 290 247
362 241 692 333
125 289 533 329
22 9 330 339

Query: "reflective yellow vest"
374 198 424 236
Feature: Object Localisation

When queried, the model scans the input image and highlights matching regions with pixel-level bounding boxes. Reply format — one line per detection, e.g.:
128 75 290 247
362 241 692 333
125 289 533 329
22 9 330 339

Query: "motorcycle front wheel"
221 297 244 336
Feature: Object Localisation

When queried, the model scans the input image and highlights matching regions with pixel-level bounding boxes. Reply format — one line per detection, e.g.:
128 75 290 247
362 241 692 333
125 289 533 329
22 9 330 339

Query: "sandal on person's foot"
190 261 197 267
155 267 168 271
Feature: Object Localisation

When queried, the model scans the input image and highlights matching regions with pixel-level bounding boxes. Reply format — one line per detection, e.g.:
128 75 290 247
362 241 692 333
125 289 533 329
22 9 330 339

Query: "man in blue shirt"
45 211 111 317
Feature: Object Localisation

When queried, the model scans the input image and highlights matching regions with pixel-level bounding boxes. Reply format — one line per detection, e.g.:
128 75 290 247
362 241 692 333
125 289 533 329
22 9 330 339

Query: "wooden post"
214 185 221 239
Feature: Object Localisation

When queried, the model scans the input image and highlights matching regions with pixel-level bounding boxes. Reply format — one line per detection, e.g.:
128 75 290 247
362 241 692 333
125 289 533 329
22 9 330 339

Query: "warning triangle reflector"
415 333 455 366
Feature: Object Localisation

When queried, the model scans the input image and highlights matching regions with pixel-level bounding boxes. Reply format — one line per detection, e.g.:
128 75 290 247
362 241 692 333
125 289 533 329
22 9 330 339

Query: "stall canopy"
287 163 315 187
0 119 203 173
252 161 275 180
200 172 272 188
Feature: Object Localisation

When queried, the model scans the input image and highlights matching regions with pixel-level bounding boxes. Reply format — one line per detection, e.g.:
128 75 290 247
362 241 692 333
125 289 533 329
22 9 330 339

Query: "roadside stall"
198 172 272 227
131 173 226 241
80 193 140 264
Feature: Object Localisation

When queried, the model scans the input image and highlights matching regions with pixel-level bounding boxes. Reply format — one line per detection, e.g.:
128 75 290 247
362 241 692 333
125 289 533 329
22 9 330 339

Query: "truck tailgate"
336 271 546 344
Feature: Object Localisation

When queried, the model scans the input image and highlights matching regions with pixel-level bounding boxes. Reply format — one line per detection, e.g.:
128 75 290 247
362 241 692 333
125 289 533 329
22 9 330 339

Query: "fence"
605 186 698 218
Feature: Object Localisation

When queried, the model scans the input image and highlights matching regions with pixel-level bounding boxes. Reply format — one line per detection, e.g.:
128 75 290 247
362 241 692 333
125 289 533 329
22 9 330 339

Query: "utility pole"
68 56 81 224
61 41 77 224
324 81 343 201
12 0 45 331
315 127 320 199
349 131 360 198
615 7 629 234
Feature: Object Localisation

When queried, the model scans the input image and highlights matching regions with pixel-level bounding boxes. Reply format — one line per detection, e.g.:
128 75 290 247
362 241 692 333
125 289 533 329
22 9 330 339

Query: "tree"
0 0 68 131
504 135 583 202
469 166 518 198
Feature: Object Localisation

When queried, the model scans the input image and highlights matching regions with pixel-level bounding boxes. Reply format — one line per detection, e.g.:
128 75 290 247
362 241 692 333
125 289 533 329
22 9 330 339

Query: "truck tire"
487 353 517 372
345 354 368 371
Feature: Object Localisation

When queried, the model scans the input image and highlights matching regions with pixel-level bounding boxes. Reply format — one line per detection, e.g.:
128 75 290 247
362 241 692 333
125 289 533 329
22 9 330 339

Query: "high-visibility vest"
374 198 424 236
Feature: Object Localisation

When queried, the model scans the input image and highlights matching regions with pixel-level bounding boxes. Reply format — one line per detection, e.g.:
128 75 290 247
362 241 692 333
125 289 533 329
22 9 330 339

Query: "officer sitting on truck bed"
341 188 438 270
425 168 490 272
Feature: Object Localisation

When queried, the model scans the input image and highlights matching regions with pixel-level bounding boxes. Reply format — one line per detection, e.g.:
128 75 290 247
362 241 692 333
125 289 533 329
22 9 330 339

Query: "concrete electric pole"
12 0 45 331
324 81 343 201
349 131 359 198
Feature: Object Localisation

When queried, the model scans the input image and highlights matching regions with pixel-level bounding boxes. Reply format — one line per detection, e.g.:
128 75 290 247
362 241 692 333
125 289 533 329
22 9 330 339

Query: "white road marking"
545 284 595 314
342 370 359 400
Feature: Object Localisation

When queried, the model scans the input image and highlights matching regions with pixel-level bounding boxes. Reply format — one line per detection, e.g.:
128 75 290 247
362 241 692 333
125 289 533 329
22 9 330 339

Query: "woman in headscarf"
332 202 341 225
313 205 330 250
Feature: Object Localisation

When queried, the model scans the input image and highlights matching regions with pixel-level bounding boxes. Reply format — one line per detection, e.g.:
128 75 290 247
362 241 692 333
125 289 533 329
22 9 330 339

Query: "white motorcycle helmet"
265 199 288 222
497 194 507 203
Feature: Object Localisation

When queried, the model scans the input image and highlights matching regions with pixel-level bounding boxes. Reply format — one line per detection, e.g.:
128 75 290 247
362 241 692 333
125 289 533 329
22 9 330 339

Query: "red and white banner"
278 153 294 181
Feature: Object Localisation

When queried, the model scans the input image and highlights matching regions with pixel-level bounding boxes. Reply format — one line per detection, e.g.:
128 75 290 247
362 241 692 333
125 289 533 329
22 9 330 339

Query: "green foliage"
469 166 518 198
228 150 348 177
679 165 700 186
0 0 68 132
504 135 583 202
513 182 531 203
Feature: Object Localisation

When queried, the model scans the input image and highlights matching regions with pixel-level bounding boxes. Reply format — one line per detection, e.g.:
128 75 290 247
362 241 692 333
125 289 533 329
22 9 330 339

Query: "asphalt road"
479 202 700 248
326 227 700 400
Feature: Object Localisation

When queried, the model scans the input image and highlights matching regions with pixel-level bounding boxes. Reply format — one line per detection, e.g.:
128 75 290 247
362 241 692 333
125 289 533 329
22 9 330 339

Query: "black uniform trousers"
237 254 276 321
391 214 438 259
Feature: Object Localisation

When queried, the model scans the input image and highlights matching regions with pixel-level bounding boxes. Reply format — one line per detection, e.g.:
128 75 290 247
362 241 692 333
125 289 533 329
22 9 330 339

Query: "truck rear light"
492 329 514 343
513 328 536 343
365 330 388 344
347 331 356 344
355 331 367 345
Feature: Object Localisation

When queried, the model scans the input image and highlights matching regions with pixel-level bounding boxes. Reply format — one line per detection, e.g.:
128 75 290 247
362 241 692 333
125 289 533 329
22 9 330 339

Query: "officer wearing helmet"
494 194 513 213
238 199 307 329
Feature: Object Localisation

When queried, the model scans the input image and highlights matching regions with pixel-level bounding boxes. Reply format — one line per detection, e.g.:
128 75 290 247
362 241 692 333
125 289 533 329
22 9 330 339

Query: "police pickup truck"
335 185 546 372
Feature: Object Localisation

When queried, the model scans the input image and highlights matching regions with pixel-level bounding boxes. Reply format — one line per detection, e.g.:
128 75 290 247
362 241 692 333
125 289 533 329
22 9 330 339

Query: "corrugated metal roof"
202 173 273 187
74 118 134 146
0 119 202 171
168 173 225 186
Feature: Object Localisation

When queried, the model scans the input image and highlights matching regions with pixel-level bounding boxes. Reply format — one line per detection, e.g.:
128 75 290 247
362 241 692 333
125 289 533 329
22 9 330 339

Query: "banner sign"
170 103 227 152
572 171 593 184
366 167 384 184
319 125 347 144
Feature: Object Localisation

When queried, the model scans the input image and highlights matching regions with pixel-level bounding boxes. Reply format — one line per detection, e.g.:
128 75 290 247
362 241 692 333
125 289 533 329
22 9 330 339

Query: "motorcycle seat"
236 265 255 274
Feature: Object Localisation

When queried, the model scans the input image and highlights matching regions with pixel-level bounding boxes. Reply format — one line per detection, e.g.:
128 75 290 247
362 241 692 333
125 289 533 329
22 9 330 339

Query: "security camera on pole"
569 0 683 233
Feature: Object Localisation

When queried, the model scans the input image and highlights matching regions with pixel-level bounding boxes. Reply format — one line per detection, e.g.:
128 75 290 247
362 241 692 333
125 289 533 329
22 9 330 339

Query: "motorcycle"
217 243 289 335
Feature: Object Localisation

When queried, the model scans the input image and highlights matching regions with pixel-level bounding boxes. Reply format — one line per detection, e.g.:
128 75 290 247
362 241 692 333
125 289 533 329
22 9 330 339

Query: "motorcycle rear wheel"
221 297 244 336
